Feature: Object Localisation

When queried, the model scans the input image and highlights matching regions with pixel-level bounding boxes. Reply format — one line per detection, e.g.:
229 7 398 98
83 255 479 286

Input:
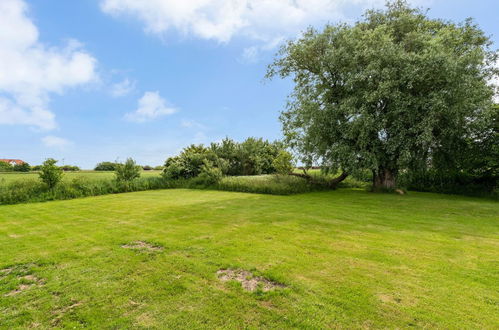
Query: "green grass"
0 170 162 185
1 189 497 328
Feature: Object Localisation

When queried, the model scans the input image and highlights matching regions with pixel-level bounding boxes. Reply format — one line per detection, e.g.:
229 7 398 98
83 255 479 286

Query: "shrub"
142 165 153 171
94 162 118 171
162 145 218 180
60 165 80 171
272 151 294 175
194 160 223 186
162 137 289 179
13 162 30 172
115 158 141 182
39 158 63 189
399 170 498 199
0 162 13 172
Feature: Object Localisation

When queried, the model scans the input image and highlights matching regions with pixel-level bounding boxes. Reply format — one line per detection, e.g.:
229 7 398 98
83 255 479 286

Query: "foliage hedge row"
399 170 498 199
162 137 291 180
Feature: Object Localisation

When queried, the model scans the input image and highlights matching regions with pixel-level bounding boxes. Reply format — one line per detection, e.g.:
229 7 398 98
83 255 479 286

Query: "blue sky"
1 0 498 168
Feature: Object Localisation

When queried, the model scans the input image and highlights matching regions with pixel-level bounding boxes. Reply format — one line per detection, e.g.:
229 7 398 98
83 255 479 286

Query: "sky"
1 0 498 168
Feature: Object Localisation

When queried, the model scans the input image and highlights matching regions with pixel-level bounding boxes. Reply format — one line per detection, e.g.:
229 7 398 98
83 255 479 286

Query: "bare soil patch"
2 264 44 296
217 269 285 292
121 241 164 252
51 301 82 326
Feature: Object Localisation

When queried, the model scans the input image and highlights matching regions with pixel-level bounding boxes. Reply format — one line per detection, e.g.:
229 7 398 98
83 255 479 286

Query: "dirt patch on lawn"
51 301 82 326
378 293 402 304
217 269 285 292
121 241 164 252
2 264 44 296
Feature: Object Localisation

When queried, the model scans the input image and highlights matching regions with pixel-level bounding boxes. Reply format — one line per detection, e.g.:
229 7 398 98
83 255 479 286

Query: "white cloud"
42 135 72 148
110 78 135 97
125 91 177 122
100 0 432 47
181 119 205 129
0 0 97 130
241 46 259 63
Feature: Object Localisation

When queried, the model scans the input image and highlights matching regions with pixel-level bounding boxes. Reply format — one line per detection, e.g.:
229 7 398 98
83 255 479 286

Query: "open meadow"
1 188 497 328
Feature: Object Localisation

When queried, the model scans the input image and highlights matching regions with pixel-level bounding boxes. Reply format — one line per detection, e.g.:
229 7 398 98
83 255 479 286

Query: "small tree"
39 158 63 189
272 151 294 175
115 158 141 182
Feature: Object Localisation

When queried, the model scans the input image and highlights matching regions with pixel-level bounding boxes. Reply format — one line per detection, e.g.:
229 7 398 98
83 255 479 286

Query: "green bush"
94 162 118 171
194 160 223 186
13 162 30 172
162 137 289 180
399 170 498 199
39 159 63 189
115 158 141 183
272 151 294 175
0 162 13 172
60 165 80 172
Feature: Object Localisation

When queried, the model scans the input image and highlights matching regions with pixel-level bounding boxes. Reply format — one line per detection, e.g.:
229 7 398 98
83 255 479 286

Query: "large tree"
267 0 498 189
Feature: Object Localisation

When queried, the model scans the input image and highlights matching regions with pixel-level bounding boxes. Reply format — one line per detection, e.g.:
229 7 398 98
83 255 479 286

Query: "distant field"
0 189 497 328
0 170 162 185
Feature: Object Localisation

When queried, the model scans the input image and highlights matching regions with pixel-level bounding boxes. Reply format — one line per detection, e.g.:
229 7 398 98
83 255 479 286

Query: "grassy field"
0 171 162 185
0 189 497 328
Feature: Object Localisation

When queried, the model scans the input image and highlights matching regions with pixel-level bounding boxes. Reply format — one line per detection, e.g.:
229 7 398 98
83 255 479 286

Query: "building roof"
0 159 26 165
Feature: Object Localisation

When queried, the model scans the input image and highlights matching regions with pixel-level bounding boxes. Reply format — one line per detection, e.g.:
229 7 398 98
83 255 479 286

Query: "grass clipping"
217 269 285 292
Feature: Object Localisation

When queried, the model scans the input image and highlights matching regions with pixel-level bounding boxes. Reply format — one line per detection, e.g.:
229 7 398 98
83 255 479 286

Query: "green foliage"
0 176 184 205
163 137 288 180
0 162 13 172
267 0 498 189
38 159 63 189
162 145 216 180
94 161 118 171
60 165 80 172
272 151 294 175
13 162 30 172
115 158 141 182
194 160 223 186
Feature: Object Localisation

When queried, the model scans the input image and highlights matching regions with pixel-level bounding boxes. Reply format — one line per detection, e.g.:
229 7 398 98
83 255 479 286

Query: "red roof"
0 159 26 165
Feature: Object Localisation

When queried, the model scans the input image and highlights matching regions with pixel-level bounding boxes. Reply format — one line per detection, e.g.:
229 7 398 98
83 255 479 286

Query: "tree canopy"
267 0 498 189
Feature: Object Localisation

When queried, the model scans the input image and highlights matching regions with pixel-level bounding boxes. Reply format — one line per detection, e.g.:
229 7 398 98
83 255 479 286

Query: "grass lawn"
0 189 498 328
0 171 162 185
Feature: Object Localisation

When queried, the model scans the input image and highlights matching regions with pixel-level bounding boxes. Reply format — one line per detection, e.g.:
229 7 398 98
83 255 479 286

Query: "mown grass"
0 189 497 328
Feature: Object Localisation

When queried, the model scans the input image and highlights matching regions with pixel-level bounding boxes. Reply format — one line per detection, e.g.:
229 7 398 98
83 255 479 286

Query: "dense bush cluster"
94 162 118 171
162 137 291 180
0 162 31 172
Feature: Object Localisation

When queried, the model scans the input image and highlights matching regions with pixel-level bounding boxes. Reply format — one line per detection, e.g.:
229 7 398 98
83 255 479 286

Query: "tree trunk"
289 171 348 189
373 167 397 190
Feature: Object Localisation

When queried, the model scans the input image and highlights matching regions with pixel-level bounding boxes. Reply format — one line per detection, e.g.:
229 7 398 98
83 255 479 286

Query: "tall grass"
0 177 186 205
215 175 317 195
0 172 369 205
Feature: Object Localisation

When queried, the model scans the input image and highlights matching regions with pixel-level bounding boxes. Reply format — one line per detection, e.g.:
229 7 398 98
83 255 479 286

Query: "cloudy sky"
1 0 498 168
